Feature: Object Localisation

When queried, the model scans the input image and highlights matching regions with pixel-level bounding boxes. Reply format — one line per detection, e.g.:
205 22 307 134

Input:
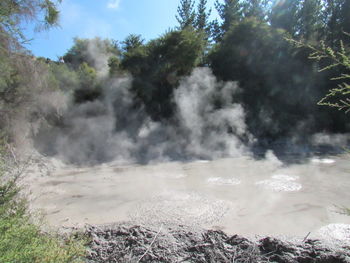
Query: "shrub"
0 144 86 263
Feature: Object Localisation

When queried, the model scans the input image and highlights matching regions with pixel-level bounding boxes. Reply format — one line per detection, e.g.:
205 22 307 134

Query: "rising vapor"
33 66 253 165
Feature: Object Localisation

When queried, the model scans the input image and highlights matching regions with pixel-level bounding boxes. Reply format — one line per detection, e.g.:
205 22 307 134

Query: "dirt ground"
85 223 350 263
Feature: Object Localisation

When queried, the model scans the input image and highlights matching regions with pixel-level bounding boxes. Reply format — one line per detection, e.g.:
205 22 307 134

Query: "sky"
23 0 218 60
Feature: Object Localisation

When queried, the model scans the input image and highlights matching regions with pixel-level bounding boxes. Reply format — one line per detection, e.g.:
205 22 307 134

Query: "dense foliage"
1 0 348 145
0 1 349 259
121 28 206 119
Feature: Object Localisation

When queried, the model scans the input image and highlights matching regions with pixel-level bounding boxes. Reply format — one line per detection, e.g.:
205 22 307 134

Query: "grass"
0 145 86 263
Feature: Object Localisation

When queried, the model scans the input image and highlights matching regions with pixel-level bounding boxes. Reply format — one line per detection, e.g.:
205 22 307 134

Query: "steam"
34 68 253 165
175 68 252 159
6 60 69 154
311 133 349 148
25 39 348 165
85 39 113 77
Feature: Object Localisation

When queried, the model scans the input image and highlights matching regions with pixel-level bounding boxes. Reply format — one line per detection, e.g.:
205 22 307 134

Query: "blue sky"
24 0 218 60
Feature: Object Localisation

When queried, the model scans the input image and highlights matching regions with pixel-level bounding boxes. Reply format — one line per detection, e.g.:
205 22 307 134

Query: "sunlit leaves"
288 35 350 112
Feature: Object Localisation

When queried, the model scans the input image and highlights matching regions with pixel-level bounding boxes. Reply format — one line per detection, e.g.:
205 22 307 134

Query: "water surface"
27 154 350 241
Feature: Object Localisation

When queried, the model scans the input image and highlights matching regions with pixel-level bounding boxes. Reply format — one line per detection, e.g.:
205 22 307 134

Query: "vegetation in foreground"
0 2 87 262
289 33 350 113
0 144 86 263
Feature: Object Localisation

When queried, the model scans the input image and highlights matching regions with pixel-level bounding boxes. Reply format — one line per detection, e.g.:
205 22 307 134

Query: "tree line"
112 0 349 139
1 0 350 144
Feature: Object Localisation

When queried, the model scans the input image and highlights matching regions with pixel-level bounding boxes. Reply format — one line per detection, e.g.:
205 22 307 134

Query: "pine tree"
122 34 144 52
195 0 211 31
213 0 242 40
340 0 350 44
176 0 196 29
242 0 269 20
323 0 344 48
269 0 300 37
298 0 322 41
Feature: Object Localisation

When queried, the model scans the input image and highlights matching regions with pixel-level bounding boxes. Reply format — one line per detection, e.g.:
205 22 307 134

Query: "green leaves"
44 0 60 28
318 83 350 112
120 28 206 119
122 34 144 53
63 37 121 70
0 0 60 46
0 145 86 263
289 34 350 112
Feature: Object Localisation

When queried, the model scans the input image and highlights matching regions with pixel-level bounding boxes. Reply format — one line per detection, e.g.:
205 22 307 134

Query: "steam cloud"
34 67 253 165
29 39 349 165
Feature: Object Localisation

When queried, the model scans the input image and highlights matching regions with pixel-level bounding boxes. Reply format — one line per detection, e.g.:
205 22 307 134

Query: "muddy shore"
85 224 350 263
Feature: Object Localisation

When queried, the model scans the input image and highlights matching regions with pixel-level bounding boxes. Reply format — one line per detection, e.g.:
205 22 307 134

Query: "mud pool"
26 153 350 242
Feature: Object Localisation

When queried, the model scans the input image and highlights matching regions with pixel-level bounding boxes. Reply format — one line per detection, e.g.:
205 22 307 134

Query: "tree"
269 0 300 37
211 0 243 41
62 38 89 67
124 28 205 119
0 0 61 100
120 35 147 75
322 0 350 46
176 0 196 29
341 1 350 43
49 62 79 91
298 0 323 41
116 34 145 76
317 45 350 111
241 0 268 20
74 62 102 103
0 0 60 51
209 17 326 138
322 0 342 46
195 0 211 32
215 0 242 32
121 34 144 53
108 56 120 76
289 36 350 112
63 37 120 69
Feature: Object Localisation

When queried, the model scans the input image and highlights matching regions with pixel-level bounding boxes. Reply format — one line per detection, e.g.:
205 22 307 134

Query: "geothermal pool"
26 153 350 241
